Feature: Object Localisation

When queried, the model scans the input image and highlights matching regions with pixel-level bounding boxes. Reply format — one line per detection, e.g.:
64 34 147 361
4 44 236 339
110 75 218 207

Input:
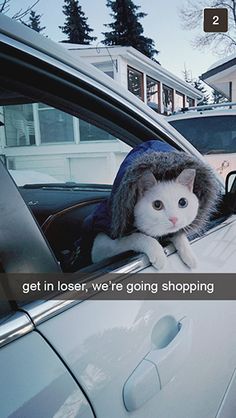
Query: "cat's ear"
176 169 196 192
138 171 157 196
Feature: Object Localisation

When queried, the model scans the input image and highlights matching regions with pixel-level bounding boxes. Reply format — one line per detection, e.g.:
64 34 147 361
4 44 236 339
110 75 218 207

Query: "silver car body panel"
0 331 95 418
0 311 33 348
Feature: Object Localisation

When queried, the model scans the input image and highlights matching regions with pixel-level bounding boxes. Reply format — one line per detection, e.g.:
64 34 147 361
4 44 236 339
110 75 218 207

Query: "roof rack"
177 101 236 113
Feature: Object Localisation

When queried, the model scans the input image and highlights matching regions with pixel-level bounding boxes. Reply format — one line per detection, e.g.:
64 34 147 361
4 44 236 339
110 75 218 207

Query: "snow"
208 53 236 71
9 170 58 186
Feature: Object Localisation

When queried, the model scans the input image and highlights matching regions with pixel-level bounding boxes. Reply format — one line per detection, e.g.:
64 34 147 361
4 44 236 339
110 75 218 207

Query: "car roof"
167 108 236 121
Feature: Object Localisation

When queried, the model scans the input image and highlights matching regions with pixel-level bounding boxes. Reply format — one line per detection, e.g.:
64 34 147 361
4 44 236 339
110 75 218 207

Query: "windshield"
169 115 236 155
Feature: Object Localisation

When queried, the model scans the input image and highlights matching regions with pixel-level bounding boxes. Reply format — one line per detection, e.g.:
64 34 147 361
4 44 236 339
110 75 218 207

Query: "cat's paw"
151 254 167 270
179 250 197 269
146 242 167 270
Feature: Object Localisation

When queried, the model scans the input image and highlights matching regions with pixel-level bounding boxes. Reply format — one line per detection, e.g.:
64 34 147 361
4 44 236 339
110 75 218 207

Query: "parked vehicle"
167 103 236 179
1 15 236 418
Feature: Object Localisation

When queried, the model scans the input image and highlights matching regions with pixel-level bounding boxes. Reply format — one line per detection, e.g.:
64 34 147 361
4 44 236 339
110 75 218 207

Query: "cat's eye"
178 197 188 208
153 200 163 210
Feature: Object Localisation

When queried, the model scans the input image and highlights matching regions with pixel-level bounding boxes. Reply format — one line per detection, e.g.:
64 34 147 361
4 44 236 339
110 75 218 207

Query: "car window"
1 85 158 273
169 115 236 154
1 102 131 185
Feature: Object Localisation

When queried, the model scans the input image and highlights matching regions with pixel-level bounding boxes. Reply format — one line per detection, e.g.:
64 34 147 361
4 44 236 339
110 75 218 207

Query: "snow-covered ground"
9 170 58 186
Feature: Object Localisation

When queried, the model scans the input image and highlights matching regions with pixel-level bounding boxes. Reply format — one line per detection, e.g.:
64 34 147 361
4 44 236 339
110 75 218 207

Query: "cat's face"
134 169 199 237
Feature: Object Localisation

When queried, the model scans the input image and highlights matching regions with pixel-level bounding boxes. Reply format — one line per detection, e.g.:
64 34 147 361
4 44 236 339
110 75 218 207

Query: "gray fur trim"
111 151 221 239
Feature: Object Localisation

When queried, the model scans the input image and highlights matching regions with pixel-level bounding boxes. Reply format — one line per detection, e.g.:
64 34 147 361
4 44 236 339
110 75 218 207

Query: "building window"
4 104 35 147
38 104 74 144
146 76 160 112
162 85 174 115
79 120 116 142
127 66 144 101
186 97 195 108
93 61 115 79
175 91 185 111
3 103 118 147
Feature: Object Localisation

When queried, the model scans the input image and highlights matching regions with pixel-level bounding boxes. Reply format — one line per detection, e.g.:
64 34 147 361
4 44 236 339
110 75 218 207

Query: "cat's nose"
169 216 178 226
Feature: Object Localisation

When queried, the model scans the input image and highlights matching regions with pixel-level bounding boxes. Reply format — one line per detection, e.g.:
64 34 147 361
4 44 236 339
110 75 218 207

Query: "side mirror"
226 170 236 194
219 171 236 217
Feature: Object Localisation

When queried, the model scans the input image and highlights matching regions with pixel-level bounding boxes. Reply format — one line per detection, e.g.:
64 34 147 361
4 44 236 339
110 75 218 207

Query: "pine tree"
183 65 192 84
59 0 96 44
211 90 227 104
102 0 158 59
193 79 210 105
183 69 210 105
27 10 45 33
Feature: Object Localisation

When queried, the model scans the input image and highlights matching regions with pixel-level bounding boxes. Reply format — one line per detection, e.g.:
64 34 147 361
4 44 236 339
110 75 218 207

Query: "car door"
30 298 236 418
0 310 95 418
1 16 236 418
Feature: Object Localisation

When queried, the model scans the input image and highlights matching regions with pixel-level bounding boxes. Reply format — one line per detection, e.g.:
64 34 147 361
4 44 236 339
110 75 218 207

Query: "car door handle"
123 316 192 412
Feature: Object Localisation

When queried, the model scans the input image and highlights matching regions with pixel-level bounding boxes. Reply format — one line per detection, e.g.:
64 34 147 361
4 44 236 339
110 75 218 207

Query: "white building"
0 45 202 184
64 45 202 114
201 54 236 100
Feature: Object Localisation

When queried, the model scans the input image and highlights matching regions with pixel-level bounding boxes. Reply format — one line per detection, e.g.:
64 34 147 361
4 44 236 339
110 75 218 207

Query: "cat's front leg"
170 232 197 269
92 232 167 270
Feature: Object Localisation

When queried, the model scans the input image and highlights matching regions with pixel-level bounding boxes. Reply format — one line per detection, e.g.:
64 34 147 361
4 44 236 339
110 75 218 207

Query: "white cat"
92 168 198 270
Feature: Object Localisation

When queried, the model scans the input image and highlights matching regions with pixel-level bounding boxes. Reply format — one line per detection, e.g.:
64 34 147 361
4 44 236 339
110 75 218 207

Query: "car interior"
21 183 111 270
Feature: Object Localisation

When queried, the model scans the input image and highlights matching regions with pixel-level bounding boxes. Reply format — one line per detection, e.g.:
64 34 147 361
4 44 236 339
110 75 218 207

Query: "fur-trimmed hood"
81 140 221 253
111 141 221 238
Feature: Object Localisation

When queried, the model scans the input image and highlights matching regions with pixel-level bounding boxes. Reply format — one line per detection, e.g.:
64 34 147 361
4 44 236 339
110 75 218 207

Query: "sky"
8 0 224 80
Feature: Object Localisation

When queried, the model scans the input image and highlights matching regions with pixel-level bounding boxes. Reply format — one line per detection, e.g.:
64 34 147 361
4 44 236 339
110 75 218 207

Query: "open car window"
0 82 166 273
1 101 132 186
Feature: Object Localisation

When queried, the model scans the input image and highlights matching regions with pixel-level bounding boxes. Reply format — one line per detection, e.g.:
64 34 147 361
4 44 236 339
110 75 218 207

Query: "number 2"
213 15 219 25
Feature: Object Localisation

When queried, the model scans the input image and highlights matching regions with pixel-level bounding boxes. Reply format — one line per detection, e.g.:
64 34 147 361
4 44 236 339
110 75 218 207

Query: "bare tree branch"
0 0 39 21
12 0 39 20
0 0 10 13
179 0 206 30
179 0 236 55
231 0 236 24
214 1 233 11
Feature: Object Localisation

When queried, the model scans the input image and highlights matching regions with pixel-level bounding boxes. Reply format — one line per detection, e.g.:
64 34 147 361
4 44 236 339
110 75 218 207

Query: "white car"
167 105 236 179
0 14 236 418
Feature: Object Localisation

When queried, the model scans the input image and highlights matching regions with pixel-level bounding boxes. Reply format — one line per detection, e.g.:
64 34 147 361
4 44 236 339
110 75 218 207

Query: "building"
64 44 202 114
201 54 236 100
